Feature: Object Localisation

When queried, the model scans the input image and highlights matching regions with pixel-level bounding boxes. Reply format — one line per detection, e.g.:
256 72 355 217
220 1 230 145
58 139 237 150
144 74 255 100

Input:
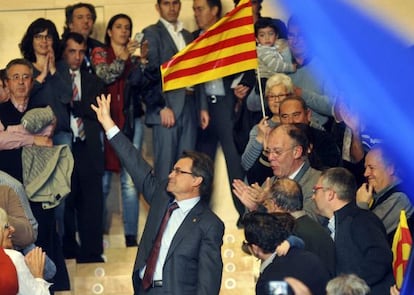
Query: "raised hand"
91 94 116 132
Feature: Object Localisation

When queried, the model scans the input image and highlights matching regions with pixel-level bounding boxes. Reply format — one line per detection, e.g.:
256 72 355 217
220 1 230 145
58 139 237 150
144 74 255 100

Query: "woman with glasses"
241 73 293 185
91 14 152 247
19 18 72 147
0 207 51 295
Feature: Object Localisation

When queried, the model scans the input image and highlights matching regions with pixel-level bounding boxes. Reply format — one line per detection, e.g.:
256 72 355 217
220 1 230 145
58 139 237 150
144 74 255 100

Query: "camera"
268 281 289 295
134 32 144 44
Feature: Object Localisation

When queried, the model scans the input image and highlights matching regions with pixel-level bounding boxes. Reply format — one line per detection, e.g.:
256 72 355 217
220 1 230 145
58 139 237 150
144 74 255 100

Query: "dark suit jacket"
61 65 105 173
294 212 336 276
29 61 72 133
109 131 225 295
256 248 330 295
334 201 394 295
142 21 196 125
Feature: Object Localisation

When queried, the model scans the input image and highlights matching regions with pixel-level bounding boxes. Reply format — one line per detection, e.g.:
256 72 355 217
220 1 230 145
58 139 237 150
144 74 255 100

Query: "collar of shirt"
159 17 183 33
375 180 401 198
289 161 305 179
10 97 28 113
260 251 277 273
175 196 201 213
328 215 335 240
70 69 81 78
159 18 186 51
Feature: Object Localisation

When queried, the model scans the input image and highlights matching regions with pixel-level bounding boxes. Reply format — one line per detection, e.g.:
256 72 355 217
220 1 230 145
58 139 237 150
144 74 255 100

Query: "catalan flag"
392 210 412 289
160 0 257 91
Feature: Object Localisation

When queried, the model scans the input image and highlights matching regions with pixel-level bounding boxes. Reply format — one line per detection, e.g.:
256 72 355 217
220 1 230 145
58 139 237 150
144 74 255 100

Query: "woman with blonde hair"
0 207 50 295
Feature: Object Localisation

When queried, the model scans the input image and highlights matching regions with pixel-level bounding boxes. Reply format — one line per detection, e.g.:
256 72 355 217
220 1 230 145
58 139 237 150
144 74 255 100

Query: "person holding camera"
243 212 330 295
91 13 151 246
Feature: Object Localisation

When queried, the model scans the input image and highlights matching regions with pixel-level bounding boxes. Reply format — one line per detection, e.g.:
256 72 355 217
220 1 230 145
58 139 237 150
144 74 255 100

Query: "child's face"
256 27 277 46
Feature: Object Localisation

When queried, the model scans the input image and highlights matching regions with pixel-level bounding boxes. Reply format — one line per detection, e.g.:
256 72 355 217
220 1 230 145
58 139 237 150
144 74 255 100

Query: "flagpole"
256 68 266 118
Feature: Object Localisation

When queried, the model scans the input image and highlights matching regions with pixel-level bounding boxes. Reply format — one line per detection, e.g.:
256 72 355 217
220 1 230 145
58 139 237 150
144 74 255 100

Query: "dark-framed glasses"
34 33 53 41
312 186 328 194
267 93 290 102
171 167 193 176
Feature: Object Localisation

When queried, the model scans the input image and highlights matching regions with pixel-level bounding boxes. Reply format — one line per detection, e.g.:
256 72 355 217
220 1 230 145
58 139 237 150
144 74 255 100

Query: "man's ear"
387 164 395 176
293 145 304 159
306 109 312 122
212 6 219 18
250 244 260 257
192 175 203 188
327 189 335 201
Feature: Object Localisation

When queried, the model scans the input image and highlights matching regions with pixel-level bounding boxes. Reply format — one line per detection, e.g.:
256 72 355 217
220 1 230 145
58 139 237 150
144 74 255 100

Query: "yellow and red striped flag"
160 0 257 91
392 210 412 289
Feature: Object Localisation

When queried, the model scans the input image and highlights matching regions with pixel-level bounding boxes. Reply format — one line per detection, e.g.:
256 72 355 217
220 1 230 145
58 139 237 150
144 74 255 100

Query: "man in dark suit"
92 94 225 295
142 0 206 181
60 32 105 263
193 0 246 223
312 167 394 295
243 212 330 295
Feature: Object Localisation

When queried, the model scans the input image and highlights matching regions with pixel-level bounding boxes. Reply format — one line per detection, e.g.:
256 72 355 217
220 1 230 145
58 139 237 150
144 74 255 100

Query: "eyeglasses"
264 146 296 157
312 186 328 194
34 33 53 41
267 93 290 102
171 167 193 176
8 74 32 82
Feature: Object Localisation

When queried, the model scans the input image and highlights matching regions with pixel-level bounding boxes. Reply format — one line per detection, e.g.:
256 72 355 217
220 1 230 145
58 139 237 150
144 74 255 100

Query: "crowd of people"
0 0 412 295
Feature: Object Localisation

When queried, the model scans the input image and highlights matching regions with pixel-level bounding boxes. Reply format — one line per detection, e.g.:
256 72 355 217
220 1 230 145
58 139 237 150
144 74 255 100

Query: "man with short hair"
243 212 330 295
312 167 394 295
142 0 204 183
59 32 105 263
193 0 246 225
91 94 224 295
356 145 414 243
63 2 104 73
279 96 341 168
0 58 69 290
0 59 53 181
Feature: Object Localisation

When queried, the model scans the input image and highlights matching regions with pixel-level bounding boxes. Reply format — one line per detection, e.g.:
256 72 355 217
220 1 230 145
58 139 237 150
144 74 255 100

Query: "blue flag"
280 1 414 293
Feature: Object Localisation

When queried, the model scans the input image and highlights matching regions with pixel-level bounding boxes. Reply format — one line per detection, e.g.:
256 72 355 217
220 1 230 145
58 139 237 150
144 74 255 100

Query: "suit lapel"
165 201 205 260
157 21 179 53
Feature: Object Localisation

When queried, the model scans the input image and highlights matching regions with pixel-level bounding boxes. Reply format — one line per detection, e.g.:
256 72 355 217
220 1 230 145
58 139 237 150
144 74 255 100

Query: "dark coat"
256 248 331 295
334 201 395 295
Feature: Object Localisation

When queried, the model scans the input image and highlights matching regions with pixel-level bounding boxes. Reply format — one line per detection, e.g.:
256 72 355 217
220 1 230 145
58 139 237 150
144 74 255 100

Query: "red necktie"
71 72 85 140
142 202 179 289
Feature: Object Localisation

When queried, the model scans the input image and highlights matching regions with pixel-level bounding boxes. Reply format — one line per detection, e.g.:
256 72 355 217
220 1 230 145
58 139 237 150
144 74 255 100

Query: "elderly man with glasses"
234 123 322 222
